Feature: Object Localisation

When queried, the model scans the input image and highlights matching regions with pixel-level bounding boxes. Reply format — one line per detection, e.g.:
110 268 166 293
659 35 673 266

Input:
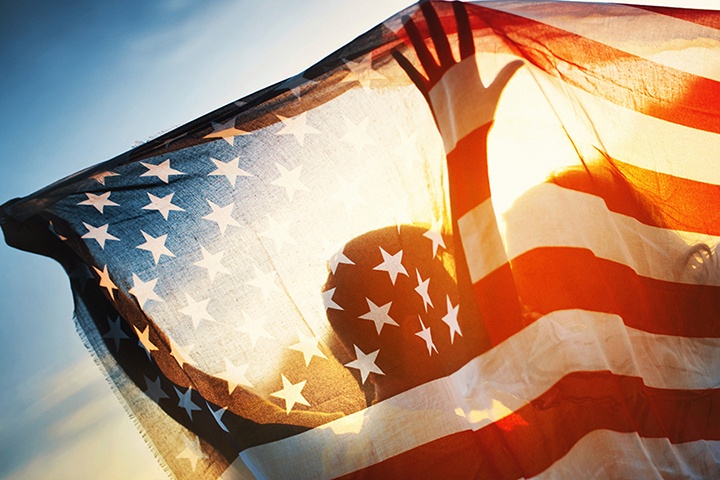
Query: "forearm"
394 1 525 346
444 123 524 347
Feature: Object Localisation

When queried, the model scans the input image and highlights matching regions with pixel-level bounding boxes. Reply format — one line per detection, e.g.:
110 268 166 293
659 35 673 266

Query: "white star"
133 324 158 356
78 192 119 213
261 215 297 253
136 231 175 264
129 273 163 308
270 374 310 414
415 317 438 356
321 287 343 311
288 332 327 367
275 112 319 146
340 54 386 89
142 192 184 220
202 200 240 235
174 387 202 421
441 296 462 344
82 223 119 249
247 265 282 300
275 74 316 98
236 311 273 347
270 163 309 201
340 117 376 154
140 159 184 183
179 293 215 329
207 402 229 433
345 345 384 384
204 117 248 145
373 247 408 285
331 177 367 216
414 269 434 312
176 434 208 471
92 265 117 300
91 170 119 185
208 156 252 187
423 220 446 257
193 246 229 282
359 298 399 334
215 359 254 394
143 375 169 404
102 316 128 351
169 339 194 367
328 245 354 274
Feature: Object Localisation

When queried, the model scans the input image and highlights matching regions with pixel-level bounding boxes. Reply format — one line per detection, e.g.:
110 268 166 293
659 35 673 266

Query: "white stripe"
464 4 720 186
419 7 720 193
532 430 720 480
243 375 468 480
481 2 720 83
458 198 507 282
418 3 720 159
239 310 720 479
453 310 720 429
504 182 720 286
528 66 720 185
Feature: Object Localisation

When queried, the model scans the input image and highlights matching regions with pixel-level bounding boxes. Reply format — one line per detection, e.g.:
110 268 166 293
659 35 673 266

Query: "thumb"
488 59 524 94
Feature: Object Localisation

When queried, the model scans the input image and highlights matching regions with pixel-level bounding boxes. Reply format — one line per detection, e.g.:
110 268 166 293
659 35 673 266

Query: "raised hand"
393 1 522 147
393 2 526 347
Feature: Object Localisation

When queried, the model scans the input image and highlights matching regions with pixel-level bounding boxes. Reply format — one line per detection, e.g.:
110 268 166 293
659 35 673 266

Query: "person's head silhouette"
323 224 488 403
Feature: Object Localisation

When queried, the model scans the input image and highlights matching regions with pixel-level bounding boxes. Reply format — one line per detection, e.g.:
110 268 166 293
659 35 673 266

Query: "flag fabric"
2 1 720 478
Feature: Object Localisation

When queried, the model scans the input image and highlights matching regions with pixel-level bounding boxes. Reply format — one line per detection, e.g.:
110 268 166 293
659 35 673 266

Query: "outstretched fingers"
453 2 475 61
420 1 455 67
394 1 523 111
402 15 441 82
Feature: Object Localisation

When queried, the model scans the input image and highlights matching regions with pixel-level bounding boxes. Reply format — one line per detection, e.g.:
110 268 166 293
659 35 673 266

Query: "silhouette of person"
316 4 720 479
324 0 717 405
322 224 489 404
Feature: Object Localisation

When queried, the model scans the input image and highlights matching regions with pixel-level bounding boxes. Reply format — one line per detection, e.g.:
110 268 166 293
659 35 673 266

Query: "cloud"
0 357 165 479
34 357 102 413
4 412 165 480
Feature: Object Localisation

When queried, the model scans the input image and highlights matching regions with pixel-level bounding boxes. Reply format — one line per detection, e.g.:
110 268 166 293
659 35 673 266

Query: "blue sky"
0 0 715 478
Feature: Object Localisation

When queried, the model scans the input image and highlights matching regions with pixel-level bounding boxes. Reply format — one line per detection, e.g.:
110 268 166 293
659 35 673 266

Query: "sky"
0 0 716 478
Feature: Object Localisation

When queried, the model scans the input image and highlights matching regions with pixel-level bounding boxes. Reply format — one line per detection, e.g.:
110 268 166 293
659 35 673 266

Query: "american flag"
1 1 719 478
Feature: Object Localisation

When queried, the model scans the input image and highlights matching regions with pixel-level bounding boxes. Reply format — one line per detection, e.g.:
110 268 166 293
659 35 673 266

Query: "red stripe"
634 6 720 30
462 5 720 134
473 264 526 346
512 247 720 338
446 124 492 218
445 124 524 346
337 371 720 480
397 3 720 134
473 4 720 134
550 160 720 236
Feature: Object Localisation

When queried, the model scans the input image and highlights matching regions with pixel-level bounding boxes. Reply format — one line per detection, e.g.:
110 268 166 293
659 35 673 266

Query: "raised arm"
394 1 524 346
